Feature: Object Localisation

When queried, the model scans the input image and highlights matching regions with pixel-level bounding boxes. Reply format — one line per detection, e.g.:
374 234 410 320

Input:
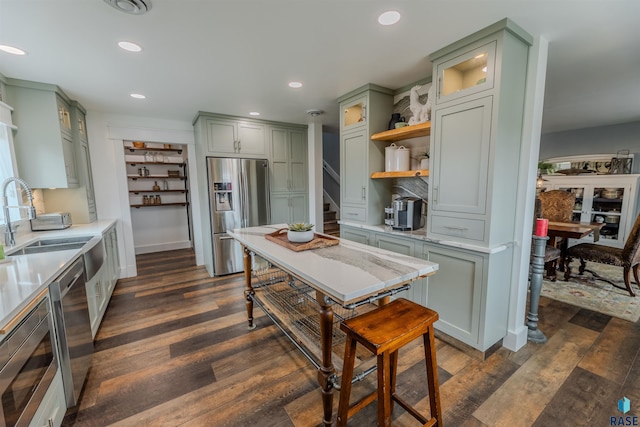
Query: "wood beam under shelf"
370 121 431 142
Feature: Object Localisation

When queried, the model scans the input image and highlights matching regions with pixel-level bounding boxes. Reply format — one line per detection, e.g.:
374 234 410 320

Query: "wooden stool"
336 298 442 427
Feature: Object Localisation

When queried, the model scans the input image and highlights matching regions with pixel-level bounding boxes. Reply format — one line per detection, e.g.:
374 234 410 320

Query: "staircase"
323 203 340 237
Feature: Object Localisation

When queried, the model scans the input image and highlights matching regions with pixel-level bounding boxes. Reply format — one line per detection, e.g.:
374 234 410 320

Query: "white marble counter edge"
229 225 439 304
0 219 117 332
339 221 512 254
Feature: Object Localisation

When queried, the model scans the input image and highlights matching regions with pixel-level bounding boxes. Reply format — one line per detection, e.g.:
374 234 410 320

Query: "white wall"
85 113 202 278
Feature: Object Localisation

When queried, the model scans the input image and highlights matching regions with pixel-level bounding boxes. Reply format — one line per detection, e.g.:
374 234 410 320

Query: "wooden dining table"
547 221 605 269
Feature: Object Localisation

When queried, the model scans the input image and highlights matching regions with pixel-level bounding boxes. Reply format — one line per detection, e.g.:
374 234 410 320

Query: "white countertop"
229 224 439 304
0 219 116 333
339 220 512 254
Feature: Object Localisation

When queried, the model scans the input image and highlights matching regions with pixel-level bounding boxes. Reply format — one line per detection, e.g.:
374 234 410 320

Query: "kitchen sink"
8 236 94 256
26 236 94 247
9 242 86 255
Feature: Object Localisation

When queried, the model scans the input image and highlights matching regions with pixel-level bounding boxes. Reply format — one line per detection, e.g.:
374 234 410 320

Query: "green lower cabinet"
420 243 484 345
340 225 371 245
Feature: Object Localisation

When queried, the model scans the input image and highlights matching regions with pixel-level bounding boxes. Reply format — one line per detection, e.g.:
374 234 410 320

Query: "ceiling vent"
306 109 324 117
104 0 151 15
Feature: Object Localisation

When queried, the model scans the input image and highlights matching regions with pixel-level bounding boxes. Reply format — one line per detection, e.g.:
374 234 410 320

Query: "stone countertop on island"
229 224 439 305
0 219 116 332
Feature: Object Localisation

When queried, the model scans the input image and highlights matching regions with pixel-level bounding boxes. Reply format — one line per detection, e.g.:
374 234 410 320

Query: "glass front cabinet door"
551 184 631 247
436 41 496 105
340 94 367 132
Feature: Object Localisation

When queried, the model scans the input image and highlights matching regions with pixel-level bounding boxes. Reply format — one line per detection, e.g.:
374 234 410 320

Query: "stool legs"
378 351 392 426
424 325 442 425
337 336 357 427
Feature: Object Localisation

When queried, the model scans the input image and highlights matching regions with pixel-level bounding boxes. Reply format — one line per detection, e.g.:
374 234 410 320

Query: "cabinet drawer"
342 206 366 223
430 216 485 241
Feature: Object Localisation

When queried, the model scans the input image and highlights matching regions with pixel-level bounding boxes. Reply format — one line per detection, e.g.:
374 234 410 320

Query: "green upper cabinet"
340 93 368 133
71 101 97 222
200 114 266 157
6 79 80 188
427 19 533 247
269 126 307 193
435 41 497 105
338 84 394 226
268 124 308 224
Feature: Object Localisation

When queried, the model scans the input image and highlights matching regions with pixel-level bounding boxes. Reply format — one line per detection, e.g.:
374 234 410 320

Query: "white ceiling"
1 0 639 135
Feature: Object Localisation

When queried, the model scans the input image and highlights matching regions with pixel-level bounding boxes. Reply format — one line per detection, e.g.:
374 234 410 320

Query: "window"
0 101 19 225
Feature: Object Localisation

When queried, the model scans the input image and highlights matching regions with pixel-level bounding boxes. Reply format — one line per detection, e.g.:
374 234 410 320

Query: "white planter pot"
287 230 314 243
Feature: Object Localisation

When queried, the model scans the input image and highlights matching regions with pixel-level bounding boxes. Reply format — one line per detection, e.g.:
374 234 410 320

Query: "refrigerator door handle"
239 162 247 228
219 234 234 240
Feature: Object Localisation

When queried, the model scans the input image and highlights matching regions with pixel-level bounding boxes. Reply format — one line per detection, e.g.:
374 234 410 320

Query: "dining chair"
563 212 640 296
538 189 576 223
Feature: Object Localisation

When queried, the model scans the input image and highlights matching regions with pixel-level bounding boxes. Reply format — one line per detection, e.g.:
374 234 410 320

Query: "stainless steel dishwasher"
50 256 94 408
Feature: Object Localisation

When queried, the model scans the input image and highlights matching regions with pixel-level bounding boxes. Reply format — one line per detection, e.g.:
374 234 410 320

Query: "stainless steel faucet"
2 177 36 246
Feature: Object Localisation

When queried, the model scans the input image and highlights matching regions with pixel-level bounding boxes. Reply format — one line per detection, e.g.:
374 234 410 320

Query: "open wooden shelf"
126 161 185 166
126 146 183 154
129 190 187 194
370 121 431 142
127 175 186 180
131 202 189 208
371 170 429 178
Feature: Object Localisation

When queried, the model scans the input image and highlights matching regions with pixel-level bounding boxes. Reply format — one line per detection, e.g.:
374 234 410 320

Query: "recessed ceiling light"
130 93 146 99
249 112 260 116
118 41 142 52
288 82 303 88
104 0 151 15
378 11 401 26
0 45 27 55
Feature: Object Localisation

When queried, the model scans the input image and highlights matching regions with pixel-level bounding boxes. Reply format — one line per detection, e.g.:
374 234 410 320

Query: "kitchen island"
228 224 438 426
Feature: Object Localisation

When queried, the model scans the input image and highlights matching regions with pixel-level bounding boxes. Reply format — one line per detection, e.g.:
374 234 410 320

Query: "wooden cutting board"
264 228 339 252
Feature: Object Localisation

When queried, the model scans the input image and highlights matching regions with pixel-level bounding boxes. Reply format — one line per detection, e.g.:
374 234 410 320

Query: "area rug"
540 260 640 323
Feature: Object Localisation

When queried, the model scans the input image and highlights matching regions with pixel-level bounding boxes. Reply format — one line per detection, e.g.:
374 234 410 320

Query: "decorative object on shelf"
286 222 314 243
155 195 161 205
388 113 405 130
407 84 434 125
385 143 398 172
167 170 180 177
419 150 430 170
610 150 633 174
394 146 410 171
163 180 169 190
163 144 172 149
394 122 408 129
152 181 160 191
132 141 145 148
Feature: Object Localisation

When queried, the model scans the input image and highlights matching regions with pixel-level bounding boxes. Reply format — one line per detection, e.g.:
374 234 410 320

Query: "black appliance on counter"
392 197 423 231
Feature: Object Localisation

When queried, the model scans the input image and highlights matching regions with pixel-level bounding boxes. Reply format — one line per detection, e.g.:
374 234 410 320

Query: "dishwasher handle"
56 258 85 297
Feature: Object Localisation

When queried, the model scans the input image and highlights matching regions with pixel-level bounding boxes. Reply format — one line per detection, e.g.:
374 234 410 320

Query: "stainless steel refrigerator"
207 157 270 275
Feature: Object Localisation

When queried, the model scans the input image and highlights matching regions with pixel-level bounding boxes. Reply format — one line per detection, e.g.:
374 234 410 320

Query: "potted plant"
419 150 430 170
287 223 315 243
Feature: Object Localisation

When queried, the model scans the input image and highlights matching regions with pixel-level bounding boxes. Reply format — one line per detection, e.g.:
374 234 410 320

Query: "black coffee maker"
392 197 422 230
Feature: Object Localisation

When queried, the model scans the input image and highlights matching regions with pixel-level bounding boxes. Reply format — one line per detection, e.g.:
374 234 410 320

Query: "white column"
307 119 324 232
504 35 549 351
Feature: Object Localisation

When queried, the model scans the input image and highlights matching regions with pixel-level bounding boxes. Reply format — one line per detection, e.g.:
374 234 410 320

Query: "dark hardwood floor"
63 249 640 426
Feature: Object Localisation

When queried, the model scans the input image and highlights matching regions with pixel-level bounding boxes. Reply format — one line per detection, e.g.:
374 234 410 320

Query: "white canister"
394 146 410 171
420 158 429 170
385 143 398 172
